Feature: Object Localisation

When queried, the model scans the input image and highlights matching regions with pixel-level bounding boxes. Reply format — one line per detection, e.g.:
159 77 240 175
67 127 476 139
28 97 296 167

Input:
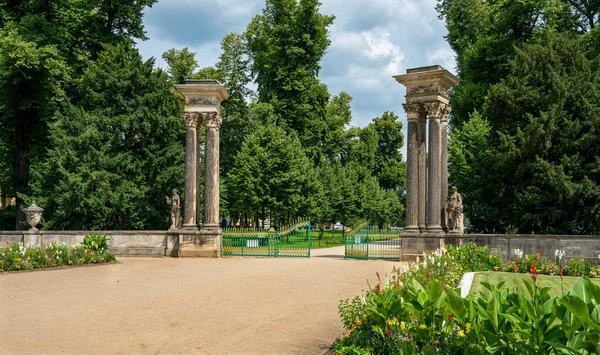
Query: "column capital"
441 106 452 122
403 103 425 120
184 112 202 128
424 102 449 118
203 112 223 128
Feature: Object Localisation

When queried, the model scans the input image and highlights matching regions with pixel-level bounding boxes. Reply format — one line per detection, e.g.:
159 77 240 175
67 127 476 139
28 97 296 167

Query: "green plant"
446 243 502 272
565 256 591 277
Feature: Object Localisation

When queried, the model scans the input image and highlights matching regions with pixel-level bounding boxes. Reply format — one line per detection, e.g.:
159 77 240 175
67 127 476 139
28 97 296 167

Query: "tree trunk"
15 119 29 230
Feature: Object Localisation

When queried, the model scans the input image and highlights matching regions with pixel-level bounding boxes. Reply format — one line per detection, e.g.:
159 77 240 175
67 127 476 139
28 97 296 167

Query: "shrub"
446 243 502 271
0 235 116 272
334 272 600 355
565 256 591 277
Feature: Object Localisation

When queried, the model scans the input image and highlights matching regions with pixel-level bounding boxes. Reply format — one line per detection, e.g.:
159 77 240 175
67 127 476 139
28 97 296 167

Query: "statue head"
172 188 178 195
451 186 457 192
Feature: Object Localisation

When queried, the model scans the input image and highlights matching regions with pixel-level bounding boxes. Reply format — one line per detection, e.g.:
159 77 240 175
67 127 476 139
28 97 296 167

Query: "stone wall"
0 231 178 257
401 234 600 262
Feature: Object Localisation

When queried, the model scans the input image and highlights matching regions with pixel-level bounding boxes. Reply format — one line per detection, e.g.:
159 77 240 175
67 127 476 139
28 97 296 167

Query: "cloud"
137 0 457 135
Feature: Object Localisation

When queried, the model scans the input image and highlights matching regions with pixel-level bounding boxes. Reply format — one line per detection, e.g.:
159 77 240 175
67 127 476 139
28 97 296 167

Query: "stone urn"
23 202 43 232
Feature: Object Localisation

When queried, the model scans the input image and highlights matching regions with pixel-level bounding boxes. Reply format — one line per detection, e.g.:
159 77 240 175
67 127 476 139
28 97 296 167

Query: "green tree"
162 47 198 84
227 121 314 226
246 0 334 162
482 34 600 234
370 111 406 192
0 0 157 229
29 43 184 230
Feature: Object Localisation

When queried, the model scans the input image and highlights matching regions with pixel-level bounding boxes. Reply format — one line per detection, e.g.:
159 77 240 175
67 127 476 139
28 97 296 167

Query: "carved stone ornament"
184 112 201 128
424 102 449 118
23 202 43 232
203 112 223 127
186 96 218 105
407 84 437 96
402 103 425 119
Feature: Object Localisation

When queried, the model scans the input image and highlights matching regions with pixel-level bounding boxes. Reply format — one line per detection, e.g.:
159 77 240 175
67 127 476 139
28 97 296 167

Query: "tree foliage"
29 43 184 230
0 0 157 229
246 0 334 162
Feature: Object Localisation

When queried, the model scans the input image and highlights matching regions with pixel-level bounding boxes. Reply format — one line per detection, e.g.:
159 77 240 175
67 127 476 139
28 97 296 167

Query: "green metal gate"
344 219 402 260
221 220 311 258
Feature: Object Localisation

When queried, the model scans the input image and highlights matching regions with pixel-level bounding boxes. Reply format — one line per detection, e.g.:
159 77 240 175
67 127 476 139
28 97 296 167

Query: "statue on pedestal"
447 186 464 233
166 189 181 230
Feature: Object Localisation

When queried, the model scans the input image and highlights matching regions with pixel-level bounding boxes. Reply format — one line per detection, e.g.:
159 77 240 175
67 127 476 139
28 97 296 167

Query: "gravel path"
0 247 402 355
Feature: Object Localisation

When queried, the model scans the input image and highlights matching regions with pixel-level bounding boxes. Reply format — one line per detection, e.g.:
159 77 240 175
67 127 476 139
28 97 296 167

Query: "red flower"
531 263 537 283
385 330 391 336
446 313 453 321
376 284 381 292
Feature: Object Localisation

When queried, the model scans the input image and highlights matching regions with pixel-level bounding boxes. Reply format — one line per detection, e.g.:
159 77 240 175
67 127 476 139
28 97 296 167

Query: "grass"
470 271 600 298
311 230 345 249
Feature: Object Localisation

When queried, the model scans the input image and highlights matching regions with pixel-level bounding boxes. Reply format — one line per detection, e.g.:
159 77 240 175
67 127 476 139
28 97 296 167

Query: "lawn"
311 230 345 249
470 271 600 297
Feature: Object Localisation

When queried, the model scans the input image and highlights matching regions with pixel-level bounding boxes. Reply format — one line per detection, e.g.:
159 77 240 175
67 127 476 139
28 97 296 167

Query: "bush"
565 256 591 277
0 234 116 272
446 243 502 272
334 273 600 355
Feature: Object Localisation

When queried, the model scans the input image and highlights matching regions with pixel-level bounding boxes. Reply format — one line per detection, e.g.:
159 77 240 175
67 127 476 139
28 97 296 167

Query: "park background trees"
440 0 600 233
0 0 406 230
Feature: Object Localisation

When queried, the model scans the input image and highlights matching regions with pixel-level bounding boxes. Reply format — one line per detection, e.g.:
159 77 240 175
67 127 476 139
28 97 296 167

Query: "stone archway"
174 80 229 257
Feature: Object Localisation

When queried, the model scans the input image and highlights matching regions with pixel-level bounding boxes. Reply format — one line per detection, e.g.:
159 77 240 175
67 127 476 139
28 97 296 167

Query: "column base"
400 231 446 261
178 228 221 258
404 225 420 234
425 225 444 235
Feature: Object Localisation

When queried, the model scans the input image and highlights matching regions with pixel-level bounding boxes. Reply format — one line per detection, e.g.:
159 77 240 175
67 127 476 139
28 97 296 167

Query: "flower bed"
0 234 116 272
333 243 600 354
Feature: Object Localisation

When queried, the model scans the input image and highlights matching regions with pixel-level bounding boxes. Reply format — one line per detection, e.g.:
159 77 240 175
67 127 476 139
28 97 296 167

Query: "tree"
246 0 334 162
451 33 600 234
0 26 66 229
227 121 314 226
370 111 406 192
162 47 198 84
0 0 157 229
28 43 185 230
437 0 578 128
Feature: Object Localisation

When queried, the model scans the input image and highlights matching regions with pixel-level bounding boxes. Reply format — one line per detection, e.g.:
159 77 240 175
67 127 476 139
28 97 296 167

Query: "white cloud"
138 0 457 132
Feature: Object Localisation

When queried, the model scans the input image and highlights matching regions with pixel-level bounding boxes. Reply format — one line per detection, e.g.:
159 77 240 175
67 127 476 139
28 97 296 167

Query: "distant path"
0 248 402 355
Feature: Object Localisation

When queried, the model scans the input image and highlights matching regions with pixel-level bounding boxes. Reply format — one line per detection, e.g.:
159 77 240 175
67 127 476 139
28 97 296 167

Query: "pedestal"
178 228 221 258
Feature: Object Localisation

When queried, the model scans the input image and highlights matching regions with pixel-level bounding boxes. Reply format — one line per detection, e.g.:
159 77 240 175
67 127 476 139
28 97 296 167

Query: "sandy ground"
0 246 401 355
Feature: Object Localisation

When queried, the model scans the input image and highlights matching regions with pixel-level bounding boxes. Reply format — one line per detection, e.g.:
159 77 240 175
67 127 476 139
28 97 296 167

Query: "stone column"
183 112 200 229
203 112 222 229
440 110 450 231
417 116 427 230
426 103 444 233
403 104 420 233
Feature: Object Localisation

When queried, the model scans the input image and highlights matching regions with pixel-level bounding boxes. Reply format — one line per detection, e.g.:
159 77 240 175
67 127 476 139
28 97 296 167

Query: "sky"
136 0 457 131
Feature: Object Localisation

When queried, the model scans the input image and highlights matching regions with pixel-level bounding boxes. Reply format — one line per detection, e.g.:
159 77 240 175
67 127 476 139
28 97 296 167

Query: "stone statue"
166 189 181 230
447 186 464 233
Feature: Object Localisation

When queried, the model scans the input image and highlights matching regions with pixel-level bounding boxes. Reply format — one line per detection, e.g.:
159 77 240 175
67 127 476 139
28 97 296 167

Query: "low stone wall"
0 231 179 257
400 233 600 262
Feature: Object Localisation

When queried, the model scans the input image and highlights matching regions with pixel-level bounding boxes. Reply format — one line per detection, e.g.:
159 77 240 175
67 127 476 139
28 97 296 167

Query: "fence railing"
221 220 311 258
344 220 401 260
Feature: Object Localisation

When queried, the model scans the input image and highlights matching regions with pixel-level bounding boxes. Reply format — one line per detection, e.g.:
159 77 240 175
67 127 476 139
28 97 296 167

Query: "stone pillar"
440 110 450 231
203 112 222 229
417 116 427 231
183 112 200 229
426 103 445 233
174 80 229 257
403 104 420 233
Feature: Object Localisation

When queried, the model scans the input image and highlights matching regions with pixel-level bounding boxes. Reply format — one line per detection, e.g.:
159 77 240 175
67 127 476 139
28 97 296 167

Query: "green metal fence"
344 219 402 260
221 220 311 257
